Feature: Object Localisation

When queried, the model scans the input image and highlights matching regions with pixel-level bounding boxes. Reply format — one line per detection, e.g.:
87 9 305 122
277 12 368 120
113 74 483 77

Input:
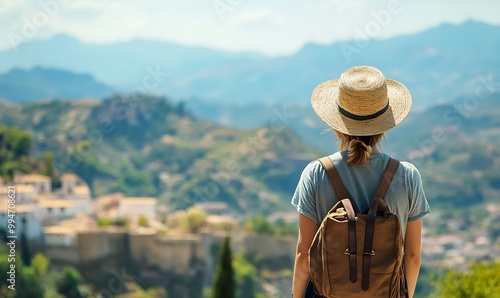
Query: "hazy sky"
1 0 499 55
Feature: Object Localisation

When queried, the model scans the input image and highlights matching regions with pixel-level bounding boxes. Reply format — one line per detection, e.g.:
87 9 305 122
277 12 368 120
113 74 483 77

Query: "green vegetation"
243 216 297 236
211 237 235 298
118 169 157 197
387 95 500 209
115 282 167 298
233 254 257 298
0 95 320 216
138 215 150 227
0 126 32 181
181 207 208 233
17 267 44 298
40 151 61 189
54 267 85 298
97 217 129 227
0 248 50 297
243 216 274 235
0 247 168 297
434 261 500 297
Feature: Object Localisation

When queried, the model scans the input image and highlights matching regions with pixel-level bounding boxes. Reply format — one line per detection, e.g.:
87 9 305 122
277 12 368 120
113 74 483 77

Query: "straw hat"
311 66 411 136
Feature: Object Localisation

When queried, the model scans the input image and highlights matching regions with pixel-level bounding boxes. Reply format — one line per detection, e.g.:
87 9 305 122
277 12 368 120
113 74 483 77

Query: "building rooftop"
38 199 76 208
93 193 123 206
14 173 51 183
43 225 76 235
60 173 81 182
15 184 36 193
120 197 157 205
193 201 229 211
43 215 96 234
73 185 91 196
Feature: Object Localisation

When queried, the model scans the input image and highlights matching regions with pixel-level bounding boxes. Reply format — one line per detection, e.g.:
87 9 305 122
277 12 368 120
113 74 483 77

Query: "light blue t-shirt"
291 151 431 238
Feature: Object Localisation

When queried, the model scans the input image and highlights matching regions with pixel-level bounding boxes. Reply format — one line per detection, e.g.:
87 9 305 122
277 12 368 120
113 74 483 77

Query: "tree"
118 169 157 197
211 237 235 298
115 282 168 298
31 253 49 279
41 151 61 189
74 149 99 191
435 262 500 297
17 267 44 298
182 207 207 233
243 216 274 235
138 215 149 227
0 126 33 181
20 216 31 266
274 218 298 236
115 217 129 227
0 248 49 298
233 254 257 298
0 246 16 297
55 266 84 298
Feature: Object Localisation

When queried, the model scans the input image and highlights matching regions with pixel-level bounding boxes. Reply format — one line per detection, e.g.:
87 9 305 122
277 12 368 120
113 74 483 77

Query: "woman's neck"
372 146 382 154
340 145 382 154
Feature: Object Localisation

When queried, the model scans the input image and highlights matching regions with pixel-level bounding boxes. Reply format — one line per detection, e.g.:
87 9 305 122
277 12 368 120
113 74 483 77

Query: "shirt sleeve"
291 161 319 224
407 164 431 222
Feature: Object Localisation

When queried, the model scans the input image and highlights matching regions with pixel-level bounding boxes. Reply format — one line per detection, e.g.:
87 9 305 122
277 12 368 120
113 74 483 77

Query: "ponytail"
336 132 384 165
348 138 372 165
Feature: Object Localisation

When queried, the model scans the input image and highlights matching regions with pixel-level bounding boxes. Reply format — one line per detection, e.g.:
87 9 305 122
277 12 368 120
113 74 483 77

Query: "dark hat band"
338 103 389 121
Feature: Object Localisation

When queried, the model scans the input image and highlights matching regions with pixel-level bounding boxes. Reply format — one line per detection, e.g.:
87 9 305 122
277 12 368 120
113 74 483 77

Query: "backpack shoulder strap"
373 158 400 200
318 156 349 200
362 157 400 291
318 157 358 283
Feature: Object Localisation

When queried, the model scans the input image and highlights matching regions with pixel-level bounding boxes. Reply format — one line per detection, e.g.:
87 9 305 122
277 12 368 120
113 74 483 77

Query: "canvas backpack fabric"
308 157 408 298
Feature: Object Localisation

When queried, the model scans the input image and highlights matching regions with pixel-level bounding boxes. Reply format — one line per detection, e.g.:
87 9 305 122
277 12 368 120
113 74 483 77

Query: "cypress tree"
20 216 31 266
211 237 235 298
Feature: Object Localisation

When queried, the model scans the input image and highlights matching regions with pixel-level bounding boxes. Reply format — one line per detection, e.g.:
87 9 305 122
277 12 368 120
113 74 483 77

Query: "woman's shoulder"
301 152 343 175
395 159 423 180
306 152 343 165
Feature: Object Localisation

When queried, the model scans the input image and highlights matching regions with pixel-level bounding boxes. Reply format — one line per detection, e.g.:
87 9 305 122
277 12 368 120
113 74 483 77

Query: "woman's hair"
335 131 384 165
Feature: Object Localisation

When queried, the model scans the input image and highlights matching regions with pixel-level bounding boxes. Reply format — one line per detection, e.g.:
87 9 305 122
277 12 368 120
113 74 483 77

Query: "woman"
291 66 430 298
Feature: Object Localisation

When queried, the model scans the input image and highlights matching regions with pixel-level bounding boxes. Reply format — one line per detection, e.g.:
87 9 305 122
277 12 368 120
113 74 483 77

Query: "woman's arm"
404 219 423 298
292 213 318 297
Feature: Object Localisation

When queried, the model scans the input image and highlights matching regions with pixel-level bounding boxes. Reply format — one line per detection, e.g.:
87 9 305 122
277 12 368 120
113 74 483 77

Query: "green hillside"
1 93 499 215
0 95 320 214
387 93 500 209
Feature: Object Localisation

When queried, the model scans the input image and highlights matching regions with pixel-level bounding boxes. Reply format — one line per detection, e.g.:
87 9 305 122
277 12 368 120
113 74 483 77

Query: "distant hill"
0 21 499 110
386 92 500 207
186 92 500 209
0 93 499 213
0 34 262 97
0 67 115 102
0 96 320 214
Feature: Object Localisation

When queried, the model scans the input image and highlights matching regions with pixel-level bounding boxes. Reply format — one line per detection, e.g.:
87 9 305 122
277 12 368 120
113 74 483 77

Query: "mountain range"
1 20 499 112
0 67 115 102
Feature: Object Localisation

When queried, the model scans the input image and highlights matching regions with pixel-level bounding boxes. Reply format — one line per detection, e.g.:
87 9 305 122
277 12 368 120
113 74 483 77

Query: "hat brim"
311 79 412 136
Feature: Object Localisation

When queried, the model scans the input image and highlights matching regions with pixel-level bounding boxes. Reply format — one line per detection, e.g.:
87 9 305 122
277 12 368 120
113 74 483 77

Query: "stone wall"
237 234 296 260
43 246 80 264
45 228 128 264
77 229 128 263
129 232 214 275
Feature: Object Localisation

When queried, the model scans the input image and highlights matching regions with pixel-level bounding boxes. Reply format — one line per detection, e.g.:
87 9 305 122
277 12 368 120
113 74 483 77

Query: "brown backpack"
308 157 408 298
